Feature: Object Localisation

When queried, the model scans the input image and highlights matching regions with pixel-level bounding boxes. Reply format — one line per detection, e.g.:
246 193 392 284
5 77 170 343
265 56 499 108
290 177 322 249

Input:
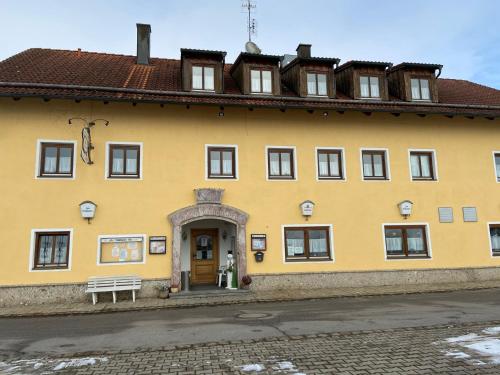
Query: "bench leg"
92 292 97 305
132 290 136 303
112 291 117 304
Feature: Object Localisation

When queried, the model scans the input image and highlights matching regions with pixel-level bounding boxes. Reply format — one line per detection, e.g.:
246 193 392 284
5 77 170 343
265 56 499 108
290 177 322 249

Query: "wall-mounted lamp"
322 111 329 119
222 230 228 241
398 200 413 219
218 106 225 117
182 231 188 241
79 200 97 224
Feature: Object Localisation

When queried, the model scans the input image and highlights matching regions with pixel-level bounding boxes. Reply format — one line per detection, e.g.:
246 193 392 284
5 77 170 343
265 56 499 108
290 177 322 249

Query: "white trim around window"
487 222 500 258
29 228 74 272
104 141 143 180
34 139 77 180
315 147 347 182
407 148 439 182
381 223 432 261
265 145 298 181
492 151 500 183
281 224 334 264
359 148 391 181
96 234 147 266
205 144 239 181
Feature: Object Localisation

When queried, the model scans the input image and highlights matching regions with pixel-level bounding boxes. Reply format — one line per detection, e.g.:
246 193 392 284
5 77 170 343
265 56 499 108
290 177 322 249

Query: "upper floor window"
384 225 429 259
33 231 70 270
108 144 141 179
284 226 332 262
207 146 236 179
360 76 380 98
494 153 500 181
251 69 272 94
317 149 344 180
307 72 328 96
268 148 295 180
362 150 388 180
489 224 500 256
38 142 74 178
410 78 431 101
410 151 435 180
192 66 215 91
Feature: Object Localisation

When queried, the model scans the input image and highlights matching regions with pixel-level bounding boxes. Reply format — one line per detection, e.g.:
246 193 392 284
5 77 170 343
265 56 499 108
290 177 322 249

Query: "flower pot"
170 287 179 293
158 290 169 299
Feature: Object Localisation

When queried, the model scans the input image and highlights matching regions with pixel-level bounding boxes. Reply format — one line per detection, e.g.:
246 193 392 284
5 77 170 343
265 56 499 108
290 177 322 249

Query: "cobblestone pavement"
3 321 500 374
2 280 500 318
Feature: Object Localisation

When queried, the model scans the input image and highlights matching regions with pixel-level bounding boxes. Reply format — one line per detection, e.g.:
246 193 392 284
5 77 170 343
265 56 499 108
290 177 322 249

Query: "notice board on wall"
99 236 144 264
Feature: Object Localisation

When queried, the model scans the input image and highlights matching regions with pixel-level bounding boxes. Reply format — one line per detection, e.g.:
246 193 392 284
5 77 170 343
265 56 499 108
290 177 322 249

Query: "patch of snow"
53 357 106 371
240 363 265 372
277 361 295 370
463 339 500 357
445 333 480 343
445 351 470 359
483 327 500 335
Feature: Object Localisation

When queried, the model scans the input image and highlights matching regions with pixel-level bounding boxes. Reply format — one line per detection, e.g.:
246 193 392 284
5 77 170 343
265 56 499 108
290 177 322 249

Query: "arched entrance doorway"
168 189 249 288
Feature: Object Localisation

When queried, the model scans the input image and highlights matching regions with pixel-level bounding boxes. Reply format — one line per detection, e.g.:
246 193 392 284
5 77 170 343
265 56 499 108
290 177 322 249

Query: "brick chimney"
296 44 312 58
136 24 151 65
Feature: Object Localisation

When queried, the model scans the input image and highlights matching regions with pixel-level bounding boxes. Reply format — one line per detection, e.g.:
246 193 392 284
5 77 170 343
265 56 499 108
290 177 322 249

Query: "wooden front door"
190 229 219 285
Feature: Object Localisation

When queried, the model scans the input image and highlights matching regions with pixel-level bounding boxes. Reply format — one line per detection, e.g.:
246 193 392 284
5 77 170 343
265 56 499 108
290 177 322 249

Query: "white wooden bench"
85 276 141 305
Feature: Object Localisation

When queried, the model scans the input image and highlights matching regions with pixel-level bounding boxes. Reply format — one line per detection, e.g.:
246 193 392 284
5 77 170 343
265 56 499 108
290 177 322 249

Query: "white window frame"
359 148 391 181
410 78 431 101
315 147 347 182
250 69 273 94
205 144 239 181
35 139 77 180
381 223 432 261
191 65 215 92
105 141 143 180
359 75 381 99
407 149 438 182
29 228 74 272
281 224 335 264
487 222 500 258
96 234 147 266
265 145 298 181
306 72 328 97
492 151 500 183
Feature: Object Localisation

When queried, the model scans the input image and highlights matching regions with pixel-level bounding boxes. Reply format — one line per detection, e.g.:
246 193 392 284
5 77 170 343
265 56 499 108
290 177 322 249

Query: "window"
360 76 380 98
250 69 272 94
317 149 343 179
489 224 500 256
108 144 140 178
38 142 74 177
362 150 388 180
192 66 215 91
306 72 328 96
33 232 70 269
384 225 429 259
410 78 431 101
284 226 332 261
207 146 236 179
267 148 295 179
494 153 500 181
410 151 435 180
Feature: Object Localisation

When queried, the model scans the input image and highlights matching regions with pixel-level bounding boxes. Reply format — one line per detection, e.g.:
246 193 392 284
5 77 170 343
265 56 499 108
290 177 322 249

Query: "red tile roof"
0 48 499 117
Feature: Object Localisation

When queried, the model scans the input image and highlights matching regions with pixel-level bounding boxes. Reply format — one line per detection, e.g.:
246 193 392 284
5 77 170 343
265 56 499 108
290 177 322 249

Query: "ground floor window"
489 224 500 256
284 226 332 261
384 225 429 259
33 231 70 269
98 235 145 264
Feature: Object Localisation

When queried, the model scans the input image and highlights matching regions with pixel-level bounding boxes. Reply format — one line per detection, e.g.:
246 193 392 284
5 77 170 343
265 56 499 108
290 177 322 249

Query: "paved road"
1 288 500 358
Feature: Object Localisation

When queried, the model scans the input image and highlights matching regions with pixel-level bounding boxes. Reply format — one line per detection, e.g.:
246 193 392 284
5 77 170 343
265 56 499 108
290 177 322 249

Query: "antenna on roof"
242 0 261 54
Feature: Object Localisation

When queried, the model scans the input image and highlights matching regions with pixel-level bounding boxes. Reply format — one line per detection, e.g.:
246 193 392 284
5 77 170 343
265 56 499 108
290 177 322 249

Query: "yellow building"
1 24 500 304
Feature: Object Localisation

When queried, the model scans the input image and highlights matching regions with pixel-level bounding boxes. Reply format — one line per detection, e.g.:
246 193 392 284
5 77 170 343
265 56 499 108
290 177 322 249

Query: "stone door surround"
168 189 249 288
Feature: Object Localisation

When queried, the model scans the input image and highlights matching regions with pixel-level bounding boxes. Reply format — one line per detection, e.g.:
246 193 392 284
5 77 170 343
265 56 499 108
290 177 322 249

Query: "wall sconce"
182 231 188 241
300 200 315 220
322 111 329 119
79 200 97 224
398 200 413 219
222 230 228 241
218 106 225 117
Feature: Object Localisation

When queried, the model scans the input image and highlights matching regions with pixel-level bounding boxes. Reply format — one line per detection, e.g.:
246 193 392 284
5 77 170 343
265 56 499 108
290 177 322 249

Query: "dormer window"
250 69 272 94
192 66 215 91
306 73 328 96
410 78 431 101
360 76 380 98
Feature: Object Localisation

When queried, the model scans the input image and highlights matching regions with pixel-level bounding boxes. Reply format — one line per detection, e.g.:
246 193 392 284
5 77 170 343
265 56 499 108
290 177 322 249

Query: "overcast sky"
1 0 499 88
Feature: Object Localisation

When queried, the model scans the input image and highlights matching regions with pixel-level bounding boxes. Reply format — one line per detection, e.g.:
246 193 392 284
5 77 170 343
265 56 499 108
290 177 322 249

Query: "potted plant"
156 284 170 299
169 284 179 294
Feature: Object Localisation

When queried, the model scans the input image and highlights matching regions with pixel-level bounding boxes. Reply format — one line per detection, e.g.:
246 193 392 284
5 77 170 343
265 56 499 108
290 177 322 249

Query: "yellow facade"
1 97 500 287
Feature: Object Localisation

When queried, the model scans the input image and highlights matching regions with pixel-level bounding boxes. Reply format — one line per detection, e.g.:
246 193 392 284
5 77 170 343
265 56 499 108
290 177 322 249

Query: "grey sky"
1 0 499 88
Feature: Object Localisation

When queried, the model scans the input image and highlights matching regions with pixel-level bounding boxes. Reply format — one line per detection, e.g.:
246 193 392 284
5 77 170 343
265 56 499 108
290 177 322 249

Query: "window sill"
411 178 436 181
358 97 382 101
318 176 344 180
285 257 332 262
268 176 296 180
386 255 430 260
363 177 388 181
492 252 500 257
208 176 237 179
32 265 68 270
38 174 73 178
107 175 140 179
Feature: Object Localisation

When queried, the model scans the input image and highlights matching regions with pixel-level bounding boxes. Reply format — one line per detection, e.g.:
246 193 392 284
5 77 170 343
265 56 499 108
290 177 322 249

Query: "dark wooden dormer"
335 61 392 100
180 49 226 93
280 44 339 98
229 53 281 95
387 63 443 103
